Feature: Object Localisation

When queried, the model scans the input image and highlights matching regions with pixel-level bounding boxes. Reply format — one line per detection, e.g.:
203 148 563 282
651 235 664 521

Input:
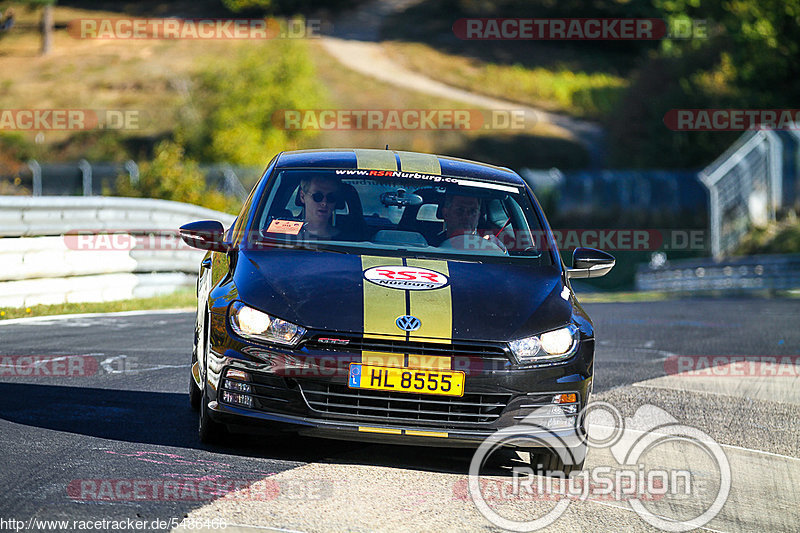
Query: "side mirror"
567 247 615 279
179 220 230 252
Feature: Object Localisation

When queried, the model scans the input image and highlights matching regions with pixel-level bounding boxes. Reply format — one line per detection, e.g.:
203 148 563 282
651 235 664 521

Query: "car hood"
233 249 571 342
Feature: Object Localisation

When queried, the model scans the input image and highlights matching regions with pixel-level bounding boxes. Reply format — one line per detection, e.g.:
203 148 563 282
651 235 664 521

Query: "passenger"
298 176 343 240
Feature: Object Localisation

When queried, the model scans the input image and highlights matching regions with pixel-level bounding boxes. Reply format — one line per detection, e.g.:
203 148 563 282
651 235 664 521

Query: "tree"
221 0 274 11
178 39 326 166
22 0 56 55
40 1 53 55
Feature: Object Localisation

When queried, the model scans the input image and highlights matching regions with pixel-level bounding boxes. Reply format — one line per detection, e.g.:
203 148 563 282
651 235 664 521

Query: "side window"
286 188 304 218
256 174 294 231
230 185 257 244
501 197 537 252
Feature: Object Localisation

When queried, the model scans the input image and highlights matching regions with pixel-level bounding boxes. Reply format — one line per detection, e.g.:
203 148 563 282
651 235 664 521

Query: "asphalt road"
0 299 798 532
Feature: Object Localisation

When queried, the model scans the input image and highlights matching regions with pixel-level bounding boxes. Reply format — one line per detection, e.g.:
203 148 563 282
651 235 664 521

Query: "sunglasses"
309 191 339 204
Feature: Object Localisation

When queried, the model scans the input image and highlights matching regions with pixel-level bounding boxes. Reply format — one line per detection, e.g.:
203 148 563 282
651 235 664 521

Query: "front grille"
306 335 506 357
304 334 511 369
300 381 511 425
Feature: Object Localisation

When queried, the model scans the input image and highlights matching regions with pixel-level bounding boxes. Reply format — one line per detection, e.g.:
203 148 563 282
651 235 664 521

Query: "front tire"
198 384 227 444
189 373 201 411
527 445 587 476
189 302 205 411
196 310 227 444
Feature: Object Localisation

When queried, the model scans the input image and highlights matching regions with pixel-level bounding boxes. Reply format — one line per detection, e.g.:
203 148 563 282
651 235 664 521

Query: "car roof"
274 149 525 186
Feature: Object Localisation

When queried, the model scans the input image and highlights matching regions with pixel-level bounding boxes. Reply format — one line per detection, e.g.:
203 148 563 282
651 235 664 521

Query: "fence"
699 128 800 259
520 168 707 214
0 196 235 308
6 160 262 199
636 254 800 292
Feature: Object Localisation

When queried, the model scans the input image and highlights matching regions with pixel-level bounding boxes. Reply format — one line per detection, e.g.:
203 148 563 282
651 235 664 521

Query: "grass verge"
0 289 196 320
576 289 800 303
380 42 627 120
307 41 589 169
575 291 675 303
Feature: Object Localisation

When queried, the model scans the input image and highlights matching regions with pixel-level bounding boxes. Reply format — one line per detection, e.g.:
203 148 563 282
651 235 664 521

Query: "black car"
180 148 614 471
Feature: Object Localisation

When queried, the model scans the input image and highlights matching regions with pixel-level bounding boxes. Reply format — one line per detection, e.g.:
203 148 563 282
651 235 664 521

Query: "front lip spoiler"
208 401 582 448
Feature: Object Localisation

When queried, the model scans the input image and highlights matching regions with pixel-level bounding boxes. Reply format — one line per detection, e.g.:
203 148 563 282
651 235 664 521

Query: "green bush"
735 216 800 255
220 0 354 14
179 37 326 166
115 140 239 214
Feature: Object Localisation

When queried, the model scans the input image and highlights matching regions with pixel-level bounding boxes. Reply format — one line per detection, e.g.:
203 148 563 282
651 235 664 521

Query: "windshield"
249 169 553 264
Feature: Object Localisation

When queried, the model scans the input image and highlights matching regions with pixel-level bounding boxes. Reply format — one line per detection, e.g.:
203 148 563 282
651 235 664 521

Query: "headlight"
229 302 306 346
509 324 579 364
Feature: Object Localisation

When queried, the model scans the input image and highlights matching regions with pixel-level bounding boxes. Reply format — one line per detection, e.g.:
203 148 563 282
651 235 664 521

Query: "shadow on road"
0 382 352 461
0 381 525 475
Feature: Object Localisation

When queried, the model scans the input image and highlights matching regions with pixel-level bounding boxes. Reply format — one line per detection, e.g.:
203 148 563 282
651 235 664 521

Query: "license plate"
348 364 465 397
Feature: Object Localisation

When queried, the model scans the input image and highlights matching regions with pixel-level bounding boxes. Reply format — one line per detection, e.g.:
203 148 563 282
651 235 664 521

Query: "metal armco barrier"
0 196 235 237
0 196 236 307
636 254 800 292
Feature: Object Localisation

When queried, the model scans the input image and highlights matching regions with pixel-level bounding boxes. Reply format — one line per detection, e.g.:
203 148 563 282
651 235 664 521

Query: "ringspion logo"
467 402 731 531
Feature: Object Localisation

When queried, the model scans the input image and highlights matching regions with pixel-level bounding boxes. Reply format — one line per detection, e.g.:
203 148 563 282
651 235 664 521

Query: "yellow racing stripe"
354 149 397 171
360 256 453 370
397 151 441 174
406 259 452 344
361 256 405 340
404 430 448 438
362 352 404 367
359 426 402 435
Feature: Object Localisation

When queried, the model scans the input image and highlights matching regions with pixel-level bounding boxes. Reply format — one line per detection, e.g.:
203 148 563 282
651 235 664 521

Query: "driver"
432 193 507 252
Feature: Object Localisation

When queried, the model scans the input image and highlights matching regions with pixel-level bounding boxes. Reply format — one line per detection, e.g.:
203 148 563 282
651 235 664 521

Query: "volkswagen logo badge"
396 315 421 332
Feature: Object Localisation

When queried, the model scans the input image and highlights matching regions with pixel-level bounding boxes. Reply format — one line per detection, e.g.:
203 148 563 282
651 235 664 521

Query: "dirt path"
319 0 606 167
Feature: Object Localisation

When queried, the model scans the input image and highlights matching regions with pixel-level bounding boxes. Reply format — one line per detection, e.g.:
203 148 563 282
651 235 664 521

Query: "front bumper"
209 400 584 448
201 322 594 448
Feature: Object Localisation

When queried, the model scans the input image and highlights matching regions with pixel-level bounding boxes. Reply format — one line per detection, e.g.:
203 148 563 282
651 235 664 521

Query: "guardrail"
0 196 236 308
636 254 800 292
13 159 260 199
